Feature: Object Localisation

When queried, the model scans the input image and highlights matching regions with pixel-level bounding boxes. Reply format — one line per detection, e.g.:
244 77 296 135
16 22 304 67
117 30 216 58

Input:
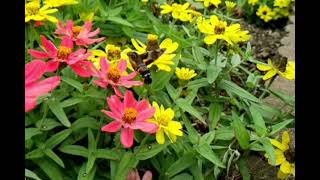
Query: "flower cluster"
196 0 222 8
160 2 202 22
251 0 293 22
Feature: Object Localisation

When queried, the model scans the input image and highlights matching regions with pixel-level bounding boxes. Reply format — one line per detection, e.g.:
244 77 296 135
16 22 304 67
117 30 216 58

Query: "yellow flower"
149 102 183 144
196 0 221 8
131 35 179 72
272 7 290 20
256 5 276 22
197 15 250 45
225 1 236 10
248 0 259 6
44 0 78 8
266 131 295 179
274 0 291 8
256 59 295 80
141 0 148 2
25 0 58 23
160 3 201 22
79 12 94 22
175 67 197 80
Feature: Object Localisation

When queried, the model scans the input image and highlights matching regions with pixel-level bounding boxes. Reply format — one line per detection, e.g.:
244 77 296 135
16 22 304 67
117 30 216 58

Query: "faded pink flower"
28 35 94 77
101 90 158 148
127 169 153 180
25 60 61 112
55 20 105 47
91 58 143 97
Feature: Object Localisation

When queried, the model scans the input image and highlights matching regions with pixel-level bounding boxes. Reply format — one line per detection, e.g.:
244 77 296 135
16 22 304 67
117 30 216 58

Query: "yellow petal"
156 129 165 144
160 39 179 53
274 149 286 165
262 69 277 80
280 161 292 174
257 63 272 71
277 169 289 179
281 131 290 146
271 139 288 151
204 35 218 45
167 121 183 136
131 39 146 54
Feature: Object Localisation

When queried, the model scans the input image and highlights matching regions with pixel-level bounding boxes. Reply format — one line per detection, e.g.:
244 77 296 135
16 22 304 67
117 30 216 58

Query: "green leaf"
215 127 234 140
176 98 205 124
238 157 251 180
59 145 88 158
88 129 97 152
166 152 195 177
71 117 100 131
25 169 42 180
192 46 207 70
186 78 209 90
166 83 181 100
150 66 176 93
270 119 294 136
260 137 276 165
25 149 44 159
207 64 221 84
181 112 199 144
107 16 133 27
107 7 123 17
230 54 241 67
269 90 295 106
218 80 260 103
78 162 97 180
114 152 139 180
135 143 169 160
86 152 96 174
189 164 204 180
60 97 84 108
61 76 83 92
96 149 119 160
44 149 65 168
36 118 61 131
199 131 215 145
171 173 193 180
232 112 250 149
249 106 268 136
33 158 64 180
48 99 71 127
246 73 260 88
208 103 222 130
45 129 72 149
195 143 225 168
25 128 42 141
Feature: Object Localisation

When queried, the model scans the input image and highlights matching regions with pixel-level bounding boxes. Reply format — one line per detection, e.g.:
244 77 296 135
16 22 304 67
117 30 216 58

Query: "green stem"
259 76 276 99
134 134 150 155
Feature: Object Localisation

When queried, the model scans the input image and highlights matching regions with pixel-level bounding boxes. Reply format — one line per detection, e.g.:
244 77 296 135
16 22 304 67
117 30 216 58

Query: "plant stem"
259 76 276 99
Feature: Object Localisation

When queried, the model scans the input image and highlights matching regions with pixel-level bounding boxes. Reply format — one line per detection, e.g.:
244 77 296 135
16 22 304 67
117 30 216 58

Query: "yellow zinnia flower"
248 0 259 6
256 59 295 80
274 0 291 8
265 131 295 179
131 35 179 72
225 1 236 10
149 102 183 144
175 67 197 80
256 5 276 22
160 3 201 22
196 0 221 8
25 0 58 23
197 15 250 45
44 0 78 8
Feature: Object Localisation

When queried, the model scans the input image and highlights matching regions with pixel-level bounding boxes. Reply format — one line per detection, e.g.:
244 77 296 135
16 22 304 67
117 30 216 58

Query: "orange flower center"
107 67 121 82
122 108 138 124
57 46 72 59
72 26 82 36
214 24 226 35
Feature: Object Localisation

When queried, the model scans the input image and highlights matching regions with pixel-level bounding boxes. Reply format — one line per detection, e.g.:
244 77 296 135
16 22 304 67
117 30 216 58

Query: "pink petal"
25 96 38 112
26 76 61 97
101 109 122 121
70 61 94 77
46 61 60 72
142 171 153 180
121 71 139 80
136 107 155 122
67 49 88 65
135 100 150 112
117 60 127 73
60 37 74 49
100 58 110 75
121 128 134 148
28 49 50 59
25 60 47 84
124 90 137 108
120 80 144 88
101 121 122 133
87 28 100 37
40 35 58 55
107 95 124 116
83 21 93 32
94 79 108 88
131 121 158 134
113 86 124 98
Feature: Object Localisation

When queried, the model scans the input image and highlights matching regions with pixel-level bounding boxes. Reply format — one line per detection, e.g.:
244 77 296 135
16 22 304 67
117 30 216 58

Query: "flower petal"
271 139 288 151
136 107 155 122
121 128 134 148
101 121 122 133
262 69 277 80
25 60 47 84
277 169 289 179
70 61 95 77
26 76 61 97
40 35 58 55
124 90 137 108
101 109 122 121
167 121 183 136
257 63 272 71
131 121 158 133
25 96 38 112
280 161 292 174
156 129 165 144
117 60 127 73
107 95 124 116
46 61 60 72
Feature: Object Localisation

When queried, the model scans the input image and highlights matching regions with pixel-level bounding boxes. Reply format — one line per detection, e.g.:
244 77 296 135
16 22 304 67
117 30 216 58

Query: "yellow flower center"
72 26 82 36
214 23 226 34
26 4 40 15
107 49 121 61
107 67 121 82
123 108 138 124
58 46 72 59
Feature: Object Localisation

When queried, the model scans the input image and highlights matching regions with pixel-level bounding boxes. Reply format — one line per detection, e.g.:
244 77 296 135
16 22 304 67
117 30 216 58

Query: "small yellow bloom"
196 0 221 8
160 3 201 22
149 102 183 144
256 5 276 22
79 12 94 22
225 1 236 10
256 59 295 80
248 0 259 6
44 0 78 8
175 67 197 80
197 15 250 45
25 0 58 23
265 131 295 179
131 35 179 72
274 0 291 8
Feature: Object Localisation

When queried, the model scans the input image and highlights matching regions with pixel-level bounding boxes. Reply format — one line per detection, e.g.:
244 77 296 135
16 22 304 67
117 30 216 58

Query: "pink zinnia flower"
25 60 61 112
91 58 143 97
28 35 94 77
101 90 158 148
55 20 105 47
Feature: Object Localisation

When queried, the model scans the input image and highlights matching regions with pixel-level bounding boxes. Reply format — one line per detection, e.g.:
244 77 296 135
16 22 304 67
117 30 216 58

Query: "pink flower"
25 60 61 112
91 58 143 97
28 35 94 77
101 90 158 148
55 20 105 47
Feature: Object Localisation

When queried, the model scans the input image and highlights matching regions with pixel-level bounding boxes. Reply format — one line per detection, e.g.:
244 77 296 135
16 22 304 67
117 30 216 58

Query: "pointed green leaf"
166 152 195 177
195 143 225 168
25 128 42 141
135 142 169 160
181 112 199 144
45 129 72 149
260 137 276 165
232 112 250 149
25 169 42 180
270 119 294 136
107 16 133 27
61 76 83 92
33 158 64 180
44 149 65 168
59 145 88 158
219 80 260 102
77 162 97 180
96 149 119 160
60 97 84 108
114 152 139 180
249 106 267 136
208 103 222 130
176 98 205 124
48 99 71 127
207 64 221 84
